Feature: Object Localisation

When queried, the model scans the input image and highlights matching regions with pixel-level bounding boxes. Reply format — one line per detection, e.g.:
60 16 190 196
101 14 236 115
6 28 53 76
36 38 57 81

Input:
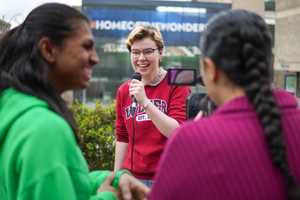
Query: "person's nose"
90 50 100 65
137 52 147 60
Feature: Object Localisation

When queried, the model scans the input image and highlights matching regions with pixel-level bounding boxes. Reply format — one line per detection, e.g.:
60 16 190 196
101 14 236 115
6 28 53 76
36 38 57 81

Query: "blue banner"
83 3 230 46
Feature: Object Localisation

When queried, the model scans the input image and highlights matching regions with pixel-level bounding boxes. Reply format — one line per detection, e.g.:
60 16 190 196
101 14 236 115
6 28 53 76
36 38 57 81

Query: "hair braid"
242 43 300 199
201 10 300 199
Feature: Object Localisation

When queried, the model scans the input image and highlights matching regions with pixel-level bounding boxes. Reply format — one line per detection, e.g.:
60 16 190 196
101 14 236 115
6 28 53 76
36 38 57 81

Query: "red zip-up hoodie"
115 76 190 179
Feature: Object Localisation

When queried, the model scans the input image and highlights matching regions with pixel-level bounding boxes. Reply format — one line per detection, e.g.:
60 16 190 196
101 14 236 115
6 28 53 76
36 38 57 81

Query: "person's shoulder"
170 119 205 140
22 106 69 129
172 116 220 140
7 106 77 165
116 80 130 100
169 82 191 93
164 82 190 97
117 80 130 93
165 119 213 157
273 89 299 109
119 80 130 89
167 117 227 156
13 106 73 143
174 85 191 92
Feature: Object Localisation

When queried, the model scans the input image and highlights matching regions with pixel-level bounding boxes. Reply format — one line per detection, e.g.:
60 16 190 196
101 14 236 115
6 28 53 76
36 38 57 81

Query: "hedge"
71 101 116 170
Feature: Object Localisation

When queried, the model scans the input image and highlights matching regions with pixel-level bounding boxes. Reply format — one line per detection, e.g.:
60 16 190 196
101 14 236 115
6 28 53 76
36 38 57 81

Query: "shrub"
71 101 116 170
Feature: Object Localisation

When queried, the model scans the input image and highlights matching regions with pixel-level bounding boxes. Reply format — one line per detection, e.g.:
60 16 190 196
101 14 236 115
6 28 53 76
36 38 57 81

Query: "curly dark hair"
200 9 299 199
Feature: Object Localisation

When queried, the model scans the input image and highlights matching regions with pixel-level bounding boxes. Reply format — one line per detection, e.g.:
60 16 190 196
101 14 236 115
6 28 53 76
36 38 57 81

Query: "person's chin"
138 69 149 75
82 82 90 89
77 81 90 89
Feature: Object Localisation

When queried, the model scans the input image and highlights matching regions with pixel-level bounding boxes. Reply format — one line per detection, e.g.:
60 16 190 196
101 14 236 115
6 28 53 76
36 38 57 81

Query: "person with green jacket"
0 3 149 200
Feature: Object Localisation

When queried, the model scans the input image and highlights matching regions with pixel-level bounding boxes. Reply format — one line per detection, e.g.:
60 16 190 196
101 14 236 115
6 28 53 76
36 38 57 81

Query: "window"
285 74 297 95
265 0 275 11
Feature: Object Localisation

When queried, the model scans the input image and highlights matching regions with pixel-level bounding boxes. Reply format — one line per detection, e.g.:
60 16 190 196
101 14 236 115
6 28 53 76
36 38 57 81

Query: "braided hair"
200 10 299 199
0 3 89 143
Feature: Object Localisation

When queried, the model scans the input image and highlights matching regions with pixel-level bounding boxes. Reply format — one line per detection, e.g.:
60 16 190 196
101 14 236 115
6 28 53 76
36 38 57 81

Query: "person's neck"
216 86 245 106
143 67 166 86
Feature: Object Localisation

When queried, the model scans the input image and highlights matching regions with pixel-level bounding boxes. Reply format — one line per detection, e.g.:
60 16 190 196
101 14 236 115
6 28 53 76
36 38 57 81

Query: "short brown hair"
126 25 164 51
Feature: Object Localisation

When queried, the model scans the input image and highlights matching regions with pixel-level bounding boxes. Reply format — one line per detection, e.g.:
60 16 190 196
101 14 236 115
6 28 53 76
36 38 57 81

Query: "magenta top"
149 90 300 200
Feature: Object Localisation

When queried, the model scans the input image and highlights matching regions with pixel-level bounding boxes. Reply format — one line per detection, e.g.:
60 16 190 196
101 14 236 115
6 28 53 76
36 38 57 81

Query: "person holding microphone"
114 25 190 187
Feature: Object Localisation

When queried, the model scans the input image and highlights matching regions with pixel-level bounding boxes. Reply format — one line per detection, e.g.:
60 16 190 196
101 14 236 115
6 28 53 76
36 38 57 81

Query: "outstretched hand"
118 173 150 200
194 111 203 121
97 173 118 195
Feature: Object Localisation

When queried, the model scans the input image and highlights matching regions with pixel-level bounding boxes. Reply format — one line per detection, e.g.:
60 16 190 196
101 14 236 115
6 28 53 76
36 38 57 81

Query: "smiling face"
130 37 163 80
47 21 99 93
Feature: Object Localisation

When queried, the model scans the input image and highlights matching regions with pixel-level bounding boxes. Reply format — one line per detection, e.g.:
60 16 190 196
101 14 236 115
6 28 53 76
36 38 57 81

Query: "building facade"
74 0 297 104
78 0 231 104
274 0 300 96
200 0 299 96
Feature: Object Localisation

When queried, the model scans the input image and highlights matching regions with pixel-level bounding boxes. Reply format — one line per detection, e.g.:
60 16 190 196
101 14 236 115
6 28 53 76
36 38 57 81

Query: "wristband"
143 100 152 109
112 169 131 189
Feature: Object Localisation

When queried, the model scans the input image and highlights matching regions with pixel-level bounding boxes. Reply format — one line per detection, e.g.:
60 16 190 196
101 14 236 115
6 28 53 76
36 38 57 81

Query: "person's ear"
203 58 218 82
158 48 163 62
38 37 57 64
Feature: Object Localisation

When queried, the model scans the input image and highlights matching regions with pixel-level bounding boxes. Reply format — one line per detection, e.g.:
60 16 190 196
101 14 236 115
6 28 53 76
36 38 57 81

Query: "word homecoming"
91 20 206 33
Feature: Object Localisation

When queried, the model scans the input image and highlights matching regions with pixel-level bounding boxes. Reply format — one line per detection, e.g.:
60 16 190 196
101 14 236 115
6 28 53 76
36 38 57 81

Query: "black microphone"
130 72 142 114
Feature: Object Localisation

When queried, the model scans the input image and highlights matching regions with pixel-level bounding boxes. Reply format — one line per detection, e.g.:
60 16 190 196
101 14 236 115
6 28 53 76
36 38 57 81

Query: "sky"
0 0 196 27
0 0 82 27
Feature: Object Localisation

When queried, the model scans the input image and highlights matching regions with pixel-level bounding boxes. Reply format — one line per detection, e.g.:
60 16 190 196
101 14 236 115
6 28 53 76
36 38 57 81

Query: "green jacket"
0 88 116 200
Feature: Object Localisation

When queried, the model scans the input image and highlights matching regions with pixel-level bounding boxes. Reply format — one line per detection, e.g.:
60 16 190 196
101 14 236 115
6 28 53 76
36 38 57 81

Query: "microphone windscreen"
131 72 142 81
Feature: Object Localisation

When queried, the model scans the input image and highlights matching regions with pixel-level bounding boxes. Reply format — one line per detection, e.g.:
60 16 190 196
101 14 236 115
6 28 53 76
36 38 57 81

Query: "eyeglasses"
131 48 159 59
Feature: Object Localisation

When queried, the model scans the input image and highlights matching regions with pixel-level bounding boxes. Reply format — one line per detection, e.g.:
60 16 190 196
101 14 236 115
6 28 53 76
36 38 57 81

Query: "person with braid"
149 10 300 200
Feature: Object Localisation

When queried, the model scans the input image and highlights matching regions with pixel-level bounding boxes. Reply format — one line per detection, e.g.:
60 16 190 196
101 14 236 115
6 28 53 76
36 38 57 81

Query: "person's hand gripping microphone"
130 72 142 114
